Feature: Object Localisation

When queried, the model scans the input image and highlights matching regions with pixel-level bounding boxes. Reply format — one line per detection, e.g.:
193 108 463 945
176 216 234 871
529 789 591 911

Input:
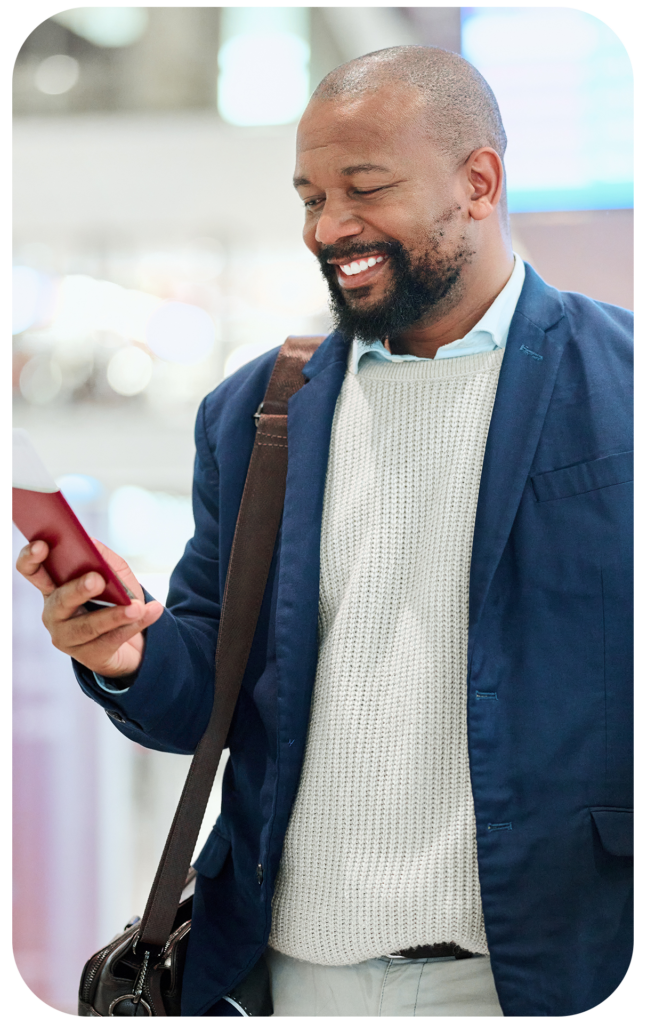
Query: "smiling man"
17 46 633 1017
296 53 512 360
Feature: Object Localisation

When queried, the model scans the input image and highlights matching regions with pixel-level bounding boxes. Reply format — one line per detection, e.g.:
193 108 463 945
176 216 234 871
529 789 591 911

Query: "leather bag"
79 336 324 1017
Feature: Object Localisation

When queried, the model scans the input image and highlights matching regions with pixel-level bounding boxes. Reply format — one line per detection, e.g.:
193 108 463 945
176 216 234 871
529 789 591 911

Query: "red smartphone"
12 429 133 608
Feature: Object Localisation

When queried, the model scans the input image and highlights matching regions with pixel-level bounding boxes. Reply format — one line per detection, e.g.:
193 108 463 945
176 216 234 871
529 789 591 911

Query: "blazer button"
256 863 263 885
106 709 126 723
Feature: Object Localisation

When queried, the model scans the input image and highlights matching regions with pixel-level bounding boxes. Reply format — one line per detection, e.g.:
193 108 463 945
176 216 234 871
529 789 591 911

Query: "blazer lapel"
468 265 569 643
274 331 348 765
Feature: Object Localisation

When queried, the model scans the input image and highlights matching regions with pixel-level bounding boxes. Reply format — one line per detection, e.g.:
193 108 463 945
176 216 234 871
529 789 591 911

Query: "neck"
387 248 515 360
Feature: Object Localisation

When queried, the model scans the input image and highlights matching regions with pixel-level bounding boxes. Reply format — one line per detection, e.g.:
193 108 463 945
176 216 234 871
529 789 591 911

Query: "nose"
314 200 363 247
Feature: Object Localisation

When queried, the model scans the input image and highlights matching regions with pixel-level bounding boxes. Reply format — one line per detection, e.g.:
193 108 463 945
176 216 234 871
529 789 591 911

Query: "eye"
303 196 324 209
353 187 386 197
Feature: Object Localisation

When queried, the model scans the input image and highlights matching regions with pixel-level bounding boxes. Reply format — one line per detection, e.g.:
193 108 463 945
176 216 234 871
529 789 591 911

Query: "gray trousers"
265 947 504 1017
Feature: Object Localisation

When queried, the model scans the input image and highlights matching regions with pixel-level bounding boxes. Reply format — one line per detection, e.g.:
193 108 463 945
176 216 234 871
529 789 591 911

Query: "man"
17 46 632 1017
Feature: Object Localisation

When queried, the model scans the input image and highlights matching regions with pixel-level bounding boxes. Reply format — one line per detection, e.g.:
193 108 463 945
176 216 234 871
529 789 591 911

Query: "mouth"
328 253 390 291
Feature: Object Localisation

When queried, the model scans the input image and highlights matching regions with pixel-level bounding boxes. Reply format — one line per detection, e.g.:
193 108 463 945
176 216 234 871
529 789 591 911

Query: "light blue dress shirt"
95 256 525 695
350 253 525 373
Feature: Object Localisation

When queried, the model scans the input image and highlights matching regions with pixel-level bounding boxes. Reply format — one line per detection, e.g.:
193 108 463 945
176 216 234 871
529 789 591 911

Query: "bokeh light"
35 55 80 95
109 486 194 570
37 274 162 343
107 347 153 396
56 474 103 506
13 265 48 334
461 7 633 211
53 339 94 390
19 356 63 405
224 340 279 379
218 8 310 126
145 302 215 364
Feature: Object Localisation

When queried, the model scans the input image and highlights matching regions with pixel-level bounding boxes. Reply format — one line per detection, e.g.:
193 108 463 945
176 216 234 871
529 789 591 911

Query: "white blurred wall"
14 115 303 246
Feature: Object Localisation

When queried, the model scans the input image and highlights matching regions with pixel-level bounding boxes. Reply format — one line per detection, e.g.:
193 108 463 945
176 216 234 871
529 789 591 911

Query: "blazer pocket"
532 451 633 502
590 807 633 857
192 826 231 878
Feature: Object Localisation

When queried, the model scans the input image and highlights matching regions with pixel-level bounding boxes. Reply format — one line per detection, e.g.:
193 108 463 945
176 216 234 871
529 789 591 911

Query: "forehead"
296 85 433 169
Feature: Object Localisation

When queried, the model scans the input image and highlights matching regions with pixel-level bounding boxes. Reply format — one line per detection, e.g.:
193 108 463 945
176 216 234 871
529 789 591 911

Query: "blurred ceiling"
13 7 460 116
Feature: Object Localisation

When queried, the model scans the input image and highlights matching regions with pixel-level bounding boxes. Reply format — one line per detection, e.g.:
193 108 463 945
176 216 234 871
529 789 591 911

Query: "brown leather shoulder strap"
139 335 324 948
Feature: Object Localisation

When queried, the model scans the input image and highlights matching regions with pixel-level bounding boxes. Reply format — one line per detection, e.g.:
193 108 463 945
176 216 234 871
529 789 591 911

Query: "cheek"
369 202 433 249
302 219 319 255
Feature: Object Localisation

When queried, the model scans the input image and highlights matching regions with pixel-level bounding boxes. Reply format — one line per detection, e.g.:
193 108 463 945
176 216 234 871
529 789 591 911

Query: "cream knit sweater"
269 348 504 965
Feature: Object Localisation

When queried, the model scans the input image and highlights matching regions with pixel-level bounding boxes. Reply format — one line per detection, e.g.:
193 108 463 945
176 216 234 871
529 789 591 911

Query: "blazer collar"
302 329 349 380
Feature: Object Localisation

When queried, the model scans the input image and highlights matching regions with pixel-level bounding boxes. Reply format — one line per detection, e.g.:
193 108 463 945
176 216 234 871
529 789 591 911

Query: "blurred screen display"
461 7 633 212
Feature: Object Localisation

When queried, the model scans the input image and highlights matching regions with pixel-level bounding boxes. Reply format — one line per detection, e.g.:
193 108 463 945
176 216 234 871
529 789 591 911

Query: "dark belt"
389 942 475 960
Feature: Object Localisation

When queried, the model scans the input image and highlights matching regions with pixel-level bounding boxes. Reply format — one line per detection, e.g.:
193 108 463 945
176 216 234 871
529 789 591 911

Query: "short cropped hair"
313 45 507 165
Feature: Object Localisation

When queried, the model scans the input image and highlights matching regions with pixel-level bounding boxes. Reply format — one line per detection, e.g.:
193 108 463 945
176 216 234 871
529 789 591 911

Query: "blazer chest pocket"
590 807 633 857
532 450 633 502
193 825 231 878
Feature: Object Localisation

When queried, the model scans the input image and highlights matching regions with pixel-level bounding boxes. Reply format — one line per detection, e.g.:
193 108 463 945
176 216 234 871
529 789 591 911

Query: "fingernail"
125 603 141 618
84 573 98 591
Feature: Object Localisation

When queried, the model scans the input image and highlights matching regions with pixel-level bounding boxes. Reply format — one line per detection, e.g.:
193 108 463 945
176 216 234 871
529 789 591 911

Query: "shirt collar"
350 253 526 374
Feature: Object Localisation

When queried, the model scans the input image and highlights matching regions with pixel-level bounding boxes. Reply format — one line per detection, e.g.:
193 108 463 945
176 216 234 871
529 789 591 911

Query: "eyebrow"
293 163 393 189
340 163 392 176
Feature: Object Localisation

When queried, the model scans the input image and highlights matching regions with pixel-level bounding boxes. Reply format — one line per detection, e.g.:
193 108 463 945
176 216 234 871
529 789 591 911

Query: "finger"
44 570 110 627
15 540 56 596
63 602 165 675
72 616 149 657
139 600 165 629
51 598 164 652
89 537 144 601
88 601 165 654
50 596 146 647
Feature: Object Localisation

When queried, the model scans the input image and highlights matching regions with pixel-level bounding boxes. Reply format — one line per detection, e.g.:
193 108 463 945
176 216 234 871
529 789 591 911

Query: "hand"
15 537 164 679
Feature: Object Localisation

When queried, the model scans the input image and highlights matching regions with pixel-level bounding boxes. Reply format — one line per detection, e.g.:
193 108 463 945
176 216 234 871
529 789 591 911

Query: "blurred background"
12 7 633 1013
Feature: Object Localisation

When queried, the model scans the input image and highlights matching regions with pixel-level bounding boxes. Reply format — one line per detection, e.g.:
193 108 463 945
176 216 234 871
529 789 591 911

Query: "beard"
317 236 472 344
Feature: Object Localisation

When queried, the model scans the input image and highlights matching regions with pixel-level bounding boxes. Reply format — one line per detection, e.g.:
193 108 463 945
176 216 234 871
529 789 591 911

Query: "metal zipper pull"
131 949 151 1009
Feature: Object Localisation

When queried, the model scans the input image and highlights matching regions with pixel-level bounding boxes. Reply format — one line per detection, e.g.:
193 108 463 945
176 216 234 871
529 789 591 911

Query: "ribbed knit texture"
269 349 504 965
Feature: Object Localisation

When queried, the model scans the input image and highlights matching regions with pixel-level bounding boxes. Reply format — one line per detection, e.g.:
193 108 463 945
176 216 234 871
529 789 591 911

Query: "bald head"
313 45 507 167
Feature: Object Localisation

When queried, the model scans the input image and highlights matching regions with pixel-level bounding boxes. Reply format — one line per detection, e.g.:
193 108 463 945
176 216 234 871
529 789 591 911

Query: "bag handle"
138 335 325 948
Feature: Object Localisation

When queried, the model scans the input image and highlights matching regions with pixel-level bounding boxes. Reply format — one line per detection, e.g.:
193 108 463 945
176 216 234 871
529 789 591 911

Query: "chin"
342 285 374 303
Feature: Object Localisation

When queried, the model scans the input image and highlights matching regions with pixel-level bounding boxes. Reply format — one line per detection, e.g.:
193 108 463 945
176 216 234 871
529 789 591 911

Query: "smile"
339 255 385 276
329 253 390 290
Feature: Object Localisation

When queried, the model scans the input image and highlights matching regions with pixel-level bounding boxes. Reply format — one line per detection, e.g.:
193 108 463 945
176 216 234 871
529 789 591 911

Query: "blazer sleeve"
73 396 222 755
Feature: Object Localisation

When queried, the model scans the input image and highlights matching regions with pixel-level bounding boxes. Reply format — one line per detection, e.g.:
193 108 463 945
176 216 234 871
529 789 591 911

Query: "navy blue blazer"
76 264 633 1016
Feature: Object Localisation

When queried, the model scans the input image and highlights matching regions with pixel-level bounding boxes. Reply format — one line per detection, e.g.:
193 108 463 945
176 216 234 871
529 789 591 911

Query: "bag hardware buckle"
108 993 152 1016
109 949 152 1015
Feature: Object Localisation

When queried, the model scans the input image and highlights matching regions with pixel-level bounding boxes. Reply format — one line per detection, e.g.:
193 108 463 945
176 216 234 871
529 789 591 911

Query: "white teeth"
338 255 386 275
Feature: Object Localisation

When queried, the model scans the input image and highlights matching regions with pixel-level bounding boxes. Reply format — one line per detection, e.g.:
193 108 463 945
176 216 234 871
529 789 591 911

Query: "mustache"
317 239 402 267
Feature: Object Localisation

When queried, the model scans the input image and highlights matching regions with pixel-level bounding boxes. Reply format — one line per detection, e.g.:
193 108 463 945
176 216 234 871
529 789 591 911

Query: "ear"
465 148 505 221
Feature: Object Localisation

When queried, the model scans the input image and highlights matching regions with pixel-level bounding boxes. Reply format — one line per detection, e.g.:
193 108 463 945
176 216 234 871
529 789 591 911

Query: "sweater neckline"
352 348 504 381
